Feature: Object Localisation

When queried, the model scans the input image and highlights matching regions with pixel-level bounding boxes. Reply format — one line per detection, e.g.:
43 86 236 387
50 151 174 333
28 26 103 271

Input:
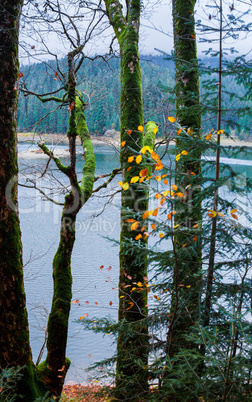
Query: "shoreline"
17 133 252 160
18 132 252 148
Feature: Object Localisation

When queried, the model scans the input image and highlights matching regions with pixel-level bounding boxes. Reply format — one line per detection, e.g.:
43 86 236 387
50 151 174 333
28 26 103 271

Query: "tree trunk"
165 0 202 399
0 2 43 400
104 1 157 399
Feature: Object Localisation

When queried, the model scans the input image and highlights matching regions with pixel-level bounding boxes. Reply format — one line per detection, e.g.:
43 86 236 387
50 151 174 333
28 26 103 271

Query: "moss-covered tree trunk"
104 1 157 399
0 23 95 398
37 50 96 397
0 2 43 400
165 0 202 399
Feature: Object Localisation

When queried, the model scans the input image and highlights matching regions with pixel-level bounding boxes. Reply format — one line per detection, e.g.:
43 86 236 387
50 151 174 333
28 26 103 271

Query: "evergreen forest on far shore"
18 55 251 141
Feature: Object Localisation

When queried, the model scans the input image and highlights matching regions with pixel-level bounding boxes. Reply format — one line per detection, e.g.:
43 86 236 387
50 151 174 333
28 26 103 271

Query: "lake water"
17 142 252 384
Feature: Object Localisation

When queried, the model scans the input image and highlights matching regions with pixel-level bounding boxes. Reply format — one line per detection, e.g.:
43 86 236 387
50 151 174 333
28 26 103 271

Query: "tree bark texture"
104 1 157 399
165 1 202 399
0 2 43 400
37 55 95 396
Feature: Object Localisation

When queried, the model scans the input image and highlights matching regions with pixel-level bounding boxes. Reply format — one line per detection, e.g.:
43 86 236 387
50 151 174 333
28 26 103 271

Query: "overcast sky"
19 0 252 64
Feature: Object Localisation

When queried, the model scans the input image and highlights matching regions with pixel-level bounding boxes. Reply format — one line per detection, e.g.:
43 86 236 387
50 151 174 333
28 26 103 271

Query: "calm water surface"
18 142 252 383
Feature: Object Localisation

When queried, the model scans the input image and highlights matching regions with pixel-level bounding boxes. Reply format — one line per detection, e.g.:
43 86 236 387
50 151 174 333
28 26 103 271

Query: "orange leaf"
128 156 134 163
153 127 158 134
193 236 197 242
159 233 165 238
176 192 184 198
140 168 148 177
121 141 126 147
155 163 164 171
152 208 159 217
160 197 166 205
164 179 168 185
155 193 162 200
206 133 212 140
151 223 156 230
138 125 144 132
230 208 237 214
127 130 132 135
172 184 177 191
167 213 172 221
125 218 137 222
177 128 182 135
135 234 142 240
155 175 161 182
231 214 238 221
127 166 132 172
142 211 149 219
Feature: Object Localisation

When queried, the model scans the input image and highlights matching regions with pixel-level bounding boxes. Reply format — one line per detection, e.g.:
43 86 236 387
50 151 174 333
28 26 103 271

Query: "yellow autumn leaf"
139 177 145 183
135 234 142 240
159 233 165 238
186 285 191 288
128 155 134 163
136 154 142 164
172 184 178 191
187 128 193 136
217 212 224 217
121 141 126 147
141 145 152 154
193 223 199 228
162 174 168 178
208 210 217 218
176 192 184 198
118 181 123 187
181 150 188 155
230 208 237 214
130 176 139 183
131 221 139 231
217 129 225 134
122 182 129 191
175 153 181 161
173 224 179 229
168 116 176 123
137 282 143 287
138 125 144 132
155 175 161 182
206 133 212 140
153 127 158 135
177 128 182 135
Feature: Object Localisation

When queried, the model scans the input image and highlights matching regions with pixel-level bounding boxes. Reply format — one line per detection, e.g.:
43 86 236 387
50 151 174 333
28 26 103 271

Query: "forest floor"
61 384 110 401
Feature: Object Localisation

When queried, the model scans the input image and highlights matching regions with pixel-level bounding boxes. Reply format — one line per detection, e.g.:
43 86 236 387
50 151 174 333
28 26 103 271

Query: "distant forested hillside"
17 56 251 140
